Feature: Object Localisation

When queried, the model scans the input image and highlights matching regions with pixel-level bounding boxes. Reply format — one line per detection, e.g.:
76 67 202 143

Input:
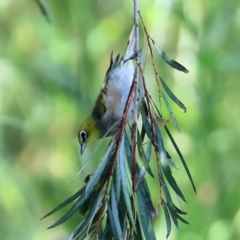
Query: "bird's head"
77 116 100 155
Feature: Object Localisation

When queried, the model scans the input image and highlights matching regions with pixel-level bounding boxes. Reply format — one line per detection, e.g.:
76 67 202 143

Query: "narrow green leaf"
164 166 186 202
136 140 152 189
153 123 164 154
137 189 157 240
167 204 179 229
166 151 179 170
135 218 143 240
71 188 104 239
124 133 133 171
40 186 85 220
161 175 174 207
161 174 182 229
99 225 110 240
159 76 187 112
141 109 152 140
162 202 171 238
146 140 152 162
161 91 181 131
166 202 189 227
85 190 105 234
151 38 189 73
47 142 115 229
135 167 146 190
172 204 187 215
164 126 196 193
139 180 156 218
108 203 122 240
174 212 189 225
119 136 135 228
140 121 146 141
114 151 121 203
109 185 123 239
137 129 154 178
154 124 186 201
69 219 86 240
47 193 90 229
35 0 51 23
122 211 128 239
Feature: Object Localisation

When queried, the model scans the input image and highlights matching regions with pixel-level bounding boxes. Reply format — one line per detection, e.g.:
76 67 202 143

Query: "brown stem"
138 10 162 97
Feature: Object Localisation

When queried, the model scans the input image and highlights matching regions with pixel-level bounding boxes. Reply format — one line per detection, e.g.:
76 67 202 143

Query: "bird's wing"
92 52 120 120
92 86 107 120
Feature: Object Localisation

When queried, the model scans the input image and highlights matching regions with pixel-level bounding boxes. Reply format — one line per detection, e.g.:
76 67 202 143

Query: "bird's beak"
80 141 86 155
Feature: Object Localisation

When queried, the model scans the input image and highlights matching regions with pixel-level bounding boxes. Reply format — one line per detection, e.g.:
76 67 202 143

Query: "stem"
138 10 162 96
133 0 140 66
132 0 140 192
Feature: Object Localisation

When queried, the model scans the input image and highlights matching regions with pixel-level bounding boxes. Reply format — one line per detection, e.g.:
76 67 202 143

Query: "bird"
78 26 137 155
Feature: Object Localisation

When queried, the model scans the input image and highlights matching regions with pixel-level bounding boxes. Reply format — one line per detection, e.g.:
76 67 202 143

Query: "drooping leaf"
166 151 179 170
141 109 152 140
71 187 104 239
161 179 179 229
154 124 186 201
145 139 152 162
137 129 154 178
114 151 121 203
151 38 189 73
164 126 196 193
166 202 189 226
46 141 116 229
140 120 146 141
173 211 189 225
161 91 181 132
159 76 187 112
163 165 186 202
139 179 156 218
108 185 123 240
119 135 135 227
172 204 187 215
137 188 157 240
161 173 174 208
47 193 91 229
35 0 51 23
40 186 85 220
124 132 133 170
162 202 171 238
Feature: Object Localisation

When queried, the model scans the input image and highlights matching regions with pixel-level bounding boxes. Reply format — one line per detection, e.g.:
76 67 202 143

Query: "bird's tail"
104 26 136 81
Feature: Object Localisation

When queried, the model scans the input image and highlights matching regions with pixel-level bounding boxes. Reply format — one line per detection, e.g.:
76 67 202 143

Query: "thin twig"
133 0 140 192
138 10 162 96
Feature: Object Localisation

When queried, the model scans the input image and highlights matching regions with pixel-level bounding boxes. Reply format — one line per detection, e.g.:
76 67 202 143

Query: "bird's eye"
80 131 87 139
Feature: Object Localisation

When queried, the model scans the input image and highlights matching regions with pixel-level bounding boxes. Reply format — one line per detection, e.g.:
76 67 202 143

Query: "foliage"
1 0 240 240
40 5 195 239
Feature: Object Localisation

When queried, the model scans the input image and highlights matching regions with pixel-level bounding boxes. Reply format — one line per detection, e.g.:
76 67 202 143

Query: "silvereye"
78 27 136 154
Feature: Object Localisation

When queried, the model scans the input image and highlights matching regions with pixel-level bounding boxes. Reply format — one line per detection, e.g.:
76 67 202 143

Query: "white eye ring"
80 131 87 139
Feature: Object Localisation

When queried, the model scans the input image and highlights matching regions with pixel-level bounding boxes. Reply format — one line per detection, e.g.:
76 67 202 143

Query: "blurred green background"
1 0 240 239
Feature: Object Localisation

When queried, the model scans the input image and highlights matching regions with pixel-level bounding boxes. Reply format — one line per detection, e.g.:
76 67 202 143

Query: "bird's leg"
123 49 142 64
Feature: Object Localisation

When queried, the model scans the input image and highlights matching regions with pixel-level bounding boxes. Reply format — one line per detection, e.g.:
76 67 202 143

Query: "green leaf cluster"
42 42 195 239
